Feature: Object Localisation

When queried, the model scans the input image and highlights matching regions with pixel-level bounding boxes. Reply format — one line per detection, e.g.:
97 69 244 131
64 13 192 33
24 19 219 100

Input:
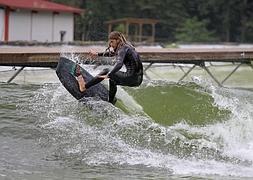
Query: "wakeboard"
56 57 109 101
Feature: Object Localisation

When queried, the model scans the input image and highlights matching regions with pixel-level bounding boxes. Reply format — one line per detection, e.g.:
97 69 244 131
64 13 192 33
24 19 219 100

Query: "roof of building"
105 18 159 25
0 0 83 14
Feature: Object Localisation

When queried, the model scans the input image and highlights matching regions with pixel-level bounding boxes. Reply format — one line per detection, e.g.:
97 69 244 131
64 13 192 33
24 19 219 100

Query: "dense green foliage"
53 0 253 43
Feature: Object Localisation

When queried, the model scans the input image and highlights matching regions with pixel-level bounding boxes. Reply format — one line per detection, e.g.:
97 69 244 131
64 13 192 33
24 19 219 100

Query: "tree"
175 17 217 42
51 0 253 43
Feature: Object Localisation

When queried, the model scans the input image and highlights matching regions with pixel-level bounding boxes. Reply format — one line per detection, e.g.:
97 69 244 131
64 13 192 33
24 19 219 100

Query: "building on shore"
0 0 82 42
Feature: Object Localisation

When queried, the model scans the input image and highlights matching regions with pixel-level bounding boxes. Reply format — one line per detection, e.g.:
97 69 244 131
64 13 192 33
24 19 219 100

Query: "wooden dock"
0 46 253 85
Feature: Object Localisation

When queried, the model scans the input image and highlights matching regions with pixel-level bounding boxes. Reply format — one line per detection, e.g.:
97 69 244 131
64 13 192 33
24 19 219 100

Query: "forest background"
52 0 253 44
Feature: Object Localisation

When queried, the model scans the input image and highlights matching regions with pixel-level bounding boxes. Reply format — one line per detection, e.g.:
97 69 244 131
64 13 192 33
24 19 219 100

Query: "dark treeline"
53 0 253 43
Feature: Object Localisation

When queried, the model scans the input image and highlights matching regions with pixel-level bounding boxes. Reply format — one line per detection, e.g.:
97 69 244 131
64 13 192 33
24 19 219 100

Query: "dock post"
178 64 196 82
144 62 153 72
179 66 186 73
201 65 222 87
7 67 25 83
248 62 253 69
221 63 242 85
143 62 153 80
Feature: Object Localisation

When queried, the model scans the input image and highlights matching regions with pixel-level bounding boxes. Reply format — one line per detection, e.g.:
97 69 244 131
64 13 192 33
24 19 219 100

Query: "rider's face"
109 39 119 50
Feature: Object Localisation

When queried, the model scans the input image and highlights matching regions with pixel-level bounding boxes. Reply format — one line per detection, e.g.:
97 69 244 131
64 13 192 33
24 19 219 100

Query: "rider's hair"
108 31 134 49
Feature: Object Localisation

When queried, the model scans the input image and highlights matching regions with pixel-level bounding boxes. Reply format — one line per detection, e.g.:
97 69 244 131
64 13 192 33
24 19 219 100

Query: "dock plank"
0 46 252 67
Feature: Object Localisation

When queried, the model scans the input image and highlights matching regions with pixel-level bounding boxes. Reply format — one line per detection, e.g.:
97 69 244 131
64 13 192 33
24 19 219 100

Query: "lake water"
1 78 253 179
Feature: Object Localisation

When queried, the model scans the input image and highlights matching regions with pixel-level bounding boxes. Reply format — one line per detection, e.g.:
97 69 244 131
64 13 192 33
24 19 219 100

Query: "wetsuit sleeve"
98 51 115 57
108 47 127 76
98 52 110 57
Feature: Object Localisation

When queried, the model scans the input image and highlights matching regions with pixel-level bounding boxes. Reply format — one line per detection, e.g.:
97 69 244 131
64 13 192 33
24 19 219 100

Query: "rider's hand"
88 49 98 59
98 75 109 79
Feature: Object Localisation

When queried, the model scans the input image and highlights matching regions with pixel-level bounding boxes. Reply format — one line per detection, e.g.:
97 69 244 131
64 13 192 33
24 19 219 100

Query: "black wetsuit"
85 44 143 104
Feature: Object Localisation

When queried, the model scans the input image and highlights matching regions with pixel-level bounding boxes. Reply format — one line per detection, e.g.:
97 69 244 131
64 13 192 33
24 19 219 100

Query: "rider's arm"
107 47 127 77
